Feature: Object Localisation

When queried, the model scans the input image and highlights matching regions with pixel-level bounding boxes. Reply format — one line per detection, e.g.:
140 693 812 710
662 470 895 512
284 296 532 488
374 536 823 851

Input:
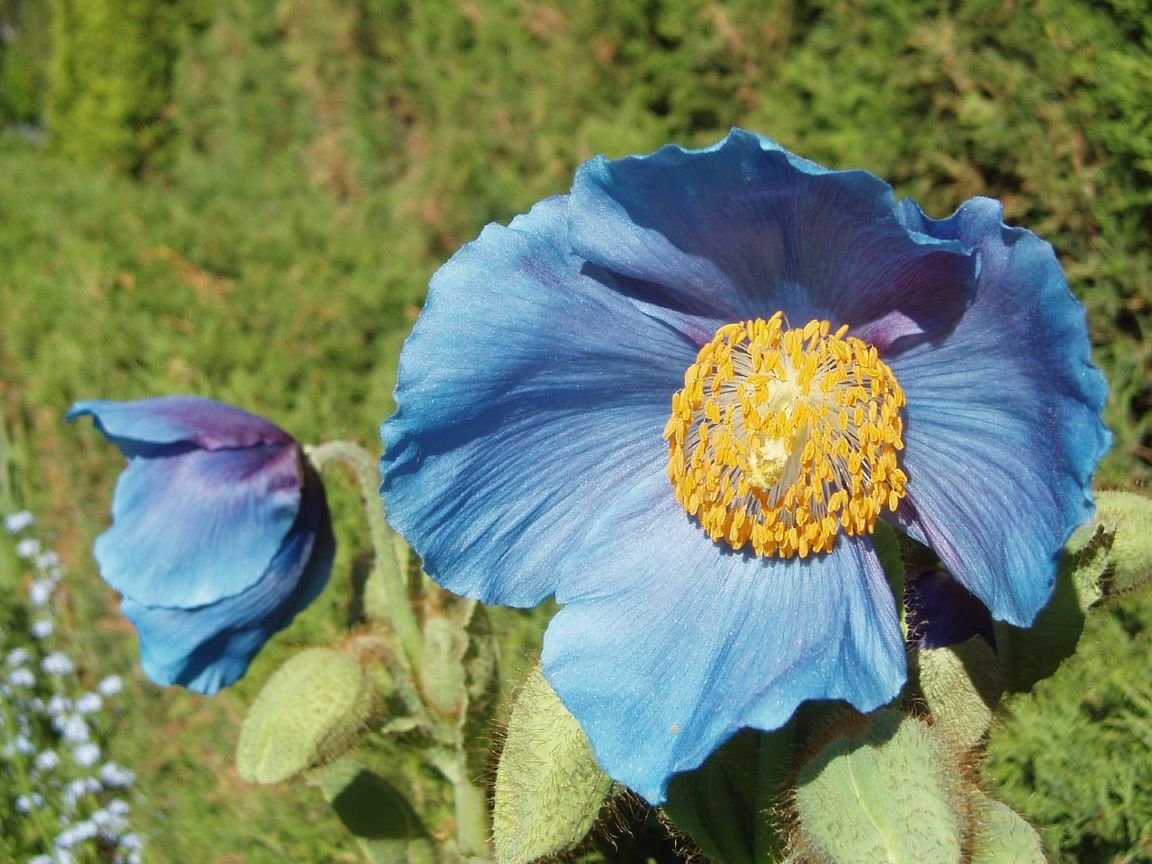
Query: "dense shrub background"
0 1 1149 861
5 0 1148 471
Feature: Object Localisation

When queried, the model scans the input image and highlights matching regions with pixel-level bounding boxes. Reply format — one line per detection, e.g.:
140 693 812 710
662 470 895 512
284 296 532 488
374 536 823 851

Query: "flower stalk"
308 440 423 674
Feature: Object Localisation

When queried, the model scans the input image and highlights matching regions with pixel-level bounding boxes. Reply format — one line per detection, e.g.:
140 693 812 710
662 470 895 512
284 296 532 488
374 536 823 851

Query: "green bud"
792 711 965 864
1093 490 1152 596
918 636 1002 751
418 597 501 782
493 665 612 864
237 648 376 785
969 793 1045 864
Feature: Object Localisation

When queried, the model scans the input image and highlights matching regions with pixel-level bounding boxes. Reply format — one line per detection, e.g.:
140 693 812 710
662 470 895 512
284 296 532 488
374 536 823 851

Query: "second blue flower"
69 396 334 695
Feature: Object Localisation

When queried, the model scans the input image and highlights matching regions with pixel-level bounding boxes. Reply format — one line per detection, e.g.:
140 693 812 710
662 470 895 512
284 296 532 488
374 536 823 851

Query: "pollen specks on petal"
664 313 907 559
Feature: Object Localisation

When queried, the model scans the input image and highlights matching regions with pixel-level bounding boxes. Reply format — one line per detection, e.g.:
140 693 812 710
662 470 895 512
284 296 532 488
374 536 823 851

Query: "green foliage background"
0 0 1149 861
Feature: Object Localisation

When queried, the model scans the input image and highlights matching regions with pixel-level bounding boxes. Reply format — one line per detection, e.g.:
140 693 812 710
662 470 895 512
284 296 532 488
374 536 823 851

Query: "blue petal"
542 469 905 804
121 469 335 694
887 197 1111 626
382 196 702 606
67 396 291 457
568 129 975 344
95 443 302 607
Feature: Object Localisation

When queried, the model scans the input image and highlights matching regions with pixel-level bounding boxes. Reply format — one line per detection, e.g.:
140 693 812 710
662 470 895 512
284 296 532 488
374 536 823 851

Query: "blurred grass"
0 0 1150 860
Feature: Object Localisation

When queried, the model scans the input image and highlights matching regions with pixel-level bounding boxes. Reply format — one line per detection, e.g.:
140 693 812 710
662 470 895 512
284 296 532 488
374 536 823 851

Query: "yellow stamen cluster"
663 313 907 559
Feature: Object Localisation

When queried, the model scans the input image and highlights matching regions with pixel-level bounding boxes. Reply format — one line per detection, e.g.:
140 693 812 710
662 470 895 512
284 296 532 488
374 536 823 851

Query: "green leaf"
918 636 1003 751
664 727 793 864
237 647 377 785
493 665 612 864
458 602 501 778
792 711 965 864
313 759 439 864
969 794 1045 864
873 521 906 635
997 548 1093 693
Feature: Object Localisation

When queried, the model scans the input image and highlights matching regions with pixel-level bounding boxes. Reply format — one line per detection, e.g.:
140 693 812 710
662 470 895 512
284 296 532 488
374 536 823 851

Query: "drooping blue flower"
380 130 1109 803
68 396 334 694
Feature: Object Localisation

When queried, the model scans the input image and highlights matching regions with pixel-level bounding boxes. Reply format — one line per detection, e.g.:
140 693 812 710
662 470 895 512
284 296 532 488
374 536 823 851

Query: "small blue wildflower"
7 646 31 666
106 799 130 818
54 714 90 743
15 792 44 813
96 675 123 697
99 762 135 788
74 693 103 715
68 396 336 693
121 833 143 852
381 130 1110 801
12 733 35 755
55 820 99 849
28 580 55 607
34 749 61 772
61 778 91 809
31 619 55 640
8 667 35 688
4 510 34 532
36 550 61 570
46 695 72 717
41 652 74 676
15 537 41 559
91 804 127 831
72 742 101 767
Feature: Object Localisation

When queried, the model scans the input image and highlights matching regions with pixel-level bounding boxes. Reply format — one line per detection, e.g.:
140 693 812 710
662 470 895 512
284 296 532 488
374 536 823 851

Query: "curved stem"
307 440 423 674
453 765 490 861
428 748 491 861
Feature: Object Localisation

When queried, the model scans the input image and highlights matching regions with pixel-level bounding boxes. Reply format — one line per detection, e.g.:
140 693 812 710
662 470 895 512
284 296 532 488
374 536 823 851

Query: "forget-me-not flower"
380 130 1110 802
68 396 335 694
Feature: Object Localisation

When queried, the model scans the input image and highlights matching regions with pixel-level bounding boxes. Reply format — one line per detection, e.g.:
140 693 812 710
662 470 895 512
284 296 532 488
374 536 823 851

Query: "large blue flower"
380 130 1109 802
69 396 335 694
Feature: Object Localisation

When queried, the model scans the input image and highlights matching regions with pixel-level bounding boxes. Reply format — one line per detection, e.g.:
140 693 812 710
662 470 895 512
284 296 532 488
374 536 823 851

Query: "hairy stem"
308 440 423 673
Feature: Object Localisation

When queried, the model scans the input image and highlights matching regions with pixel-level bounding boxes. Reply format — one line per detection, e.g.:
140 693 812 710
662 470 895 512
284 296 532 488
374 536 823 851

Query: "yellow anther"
663 313 908 559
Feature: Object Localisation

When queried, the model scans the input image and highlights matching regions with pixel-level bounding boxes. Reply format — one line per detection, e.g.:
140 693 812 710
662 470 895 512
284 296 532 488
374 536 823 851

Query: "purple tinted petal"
569 129 975 340
887 197 1110 626
95 443 302 607
122 468 334 693
905 569 996 650
67 396 292 456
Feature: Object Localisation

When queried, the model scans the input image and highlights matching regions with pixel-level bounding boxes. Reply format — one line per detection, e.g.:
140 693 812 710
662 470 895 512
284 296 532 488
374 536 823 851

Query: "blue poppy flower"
68 396 335 694
380 130 1109 803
